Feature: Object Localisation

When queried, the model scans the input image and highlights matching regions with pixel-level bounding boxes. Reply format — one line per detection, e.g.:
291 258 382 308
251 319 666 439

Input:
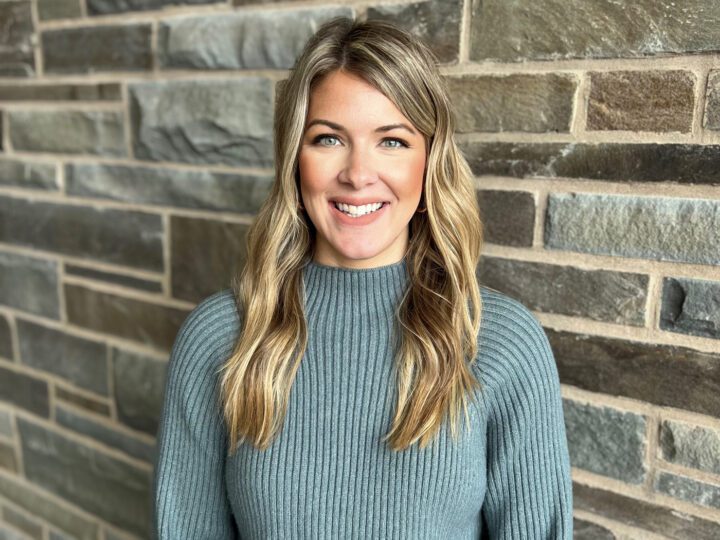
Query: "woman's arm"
480 300 573 539
153 293 239 539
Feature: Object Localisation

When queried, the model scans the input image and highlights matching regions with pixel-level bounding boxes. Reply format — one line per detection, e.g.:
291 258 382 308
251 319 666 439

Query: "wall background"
0 0 719 538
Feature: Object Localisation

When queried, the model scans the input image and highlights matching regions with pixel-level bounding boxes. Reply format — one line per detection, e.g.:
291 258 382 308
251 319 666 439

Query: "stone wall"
0 0 718 538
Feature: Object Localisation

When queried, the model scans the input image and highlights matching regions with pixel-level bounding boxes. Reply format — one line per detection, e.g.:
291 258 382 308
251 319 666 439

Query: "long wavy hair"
218 16 484 454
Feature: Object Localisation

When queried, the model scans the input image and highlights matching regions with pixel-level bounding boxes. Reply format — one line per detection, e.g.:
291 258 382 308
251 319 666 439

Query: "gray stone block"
0 440 18 473
88 0 223 14
447 74 576 133
705 70 720 130
0 159 57 190
659 419 720 475
0 410 12 437
661 277 720 340
477 257 648 325
8 110 126 157
0 1 35 77
17 320 108 395
56 386 111 417
0 83 120 101
476 190 535 247
654 470 720 510
0 316 10 360
0 364 49 418
129 78 273 167
0 250 59 319
37 0 81 20
1 506 43 540
545 193 720 266
66 162 273 214
64 263 163 294
159 6 354 70
563 399 646 483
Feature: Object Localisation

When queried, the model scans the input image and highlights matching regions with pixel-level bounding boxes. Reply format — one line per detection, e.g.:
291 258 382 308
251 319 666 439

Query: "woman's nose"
339 145 377 187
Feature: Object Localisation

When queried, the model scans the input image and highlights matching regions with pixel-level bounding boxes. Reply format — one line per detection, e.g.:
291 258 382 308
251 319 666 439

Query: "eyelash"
311 134 410 149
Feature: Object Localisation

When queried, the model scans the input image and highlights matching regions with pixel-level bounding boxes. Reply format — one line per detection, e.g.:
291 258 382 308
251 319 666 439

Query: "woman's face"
298 69 427 269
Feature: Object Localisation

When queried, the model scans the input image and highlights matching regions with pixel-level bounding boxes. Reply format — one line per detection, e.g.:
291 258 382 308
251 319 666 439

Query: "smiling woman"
153 15 573 540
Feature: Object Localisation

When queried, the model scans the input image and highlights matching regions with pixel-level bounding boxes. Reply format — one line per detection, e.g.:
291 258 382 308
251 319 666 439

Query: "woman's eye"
313 134 340 146
382 138 409 148
311 134 409 148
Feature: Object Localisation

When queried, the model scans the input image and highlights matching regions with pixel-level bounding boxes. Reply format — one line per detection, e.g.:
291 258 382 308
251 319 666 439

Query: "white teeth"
333 201 384 217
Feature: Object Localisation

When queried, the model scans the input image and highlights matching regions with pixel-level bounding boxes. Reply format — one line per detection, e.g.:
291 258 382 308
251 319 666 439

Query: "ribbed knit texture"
152 257 573 539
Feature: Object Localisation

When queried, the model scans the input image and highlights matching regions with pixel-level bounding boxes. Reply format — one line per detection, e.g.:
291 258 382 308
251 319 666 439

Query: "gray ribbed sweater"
152 257 573 539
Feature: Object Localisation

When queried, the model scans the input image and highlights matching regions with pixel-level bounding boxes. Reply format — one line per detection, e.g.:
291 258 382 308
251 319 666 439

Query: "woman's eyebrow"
305 118 417 135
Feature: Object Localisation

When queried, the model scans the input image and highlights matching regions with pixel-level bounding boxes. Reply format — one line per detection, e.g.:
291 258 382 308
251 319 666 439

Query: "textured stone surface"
170 215 248 303
0 250 59 319
0 83 120 101
447 74 575 132
112 348 167 435
548 329 720 417
8 110 126 156
654 470 720 510
1 506 43 540
563 399 646 482
470 0 720 63
573 481 720 539
0 159 57 190
0 474 99 540
0 197 163 272
0 364 49 418
587 70 695 132
17 320 108 395
159 6 353 70
88 0 223 14
705 70 720 130
477 257 647 325
55 405 156 463
367 0 461 64
0 440 18 472
475 190 534 247
545 193 720 266
66 162 273 214
37 0 81 20
460 141 720 185
42 24 152 74
659 419 720 475
129 78 273 167
17 417 152 537
0 523 28 540
65 284 189 350
0 1 35 77
55 386 111 417
0 410 12 437
0 316 10 361
65 263 163 294
660 277 720 340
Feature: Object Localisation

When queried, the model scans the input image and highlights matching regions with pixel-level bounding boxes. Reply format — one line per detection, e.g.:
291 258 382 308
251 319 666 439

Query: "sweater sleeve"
152 294 239 539
480 301 573 539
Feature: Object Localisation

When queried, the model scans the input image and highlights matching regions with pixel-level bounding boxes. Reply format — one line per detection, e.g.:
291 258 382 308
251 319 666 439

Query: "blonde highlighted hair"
219 16 484 453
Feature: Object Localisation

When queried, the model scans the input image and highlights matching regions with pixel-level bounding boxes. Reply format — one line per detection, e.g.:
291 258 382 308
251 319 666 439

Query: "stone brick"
705 70 720 130
545 193 720 266
0 251 59 319
170 215 248 303
367 0 461 64
0 410 12 437
17 417 152 537
0 159 57 190
88 0 223 14
573 481 720 538
112 348 167 436
159 6 354 70
661 277 720 340
0 523 28 540
0 440 18 472
55 386 111 417
17 320 108 395
548 329 720 417
460 141 720 186
42 24 152 74
0 315 10 361
0 364 49 418
477 257 647 325
37 0 81 20
588 70 695 132
0 83 120 101
659 419 720 475
8 110 126 157
64 263 163 294
563 399 646 482
0 196 163 272
0 1 35 77
573 519 615 540
447 74 575 133
470 0 720 63
654 470 720 510
1 506 43 540
64 284 189 350
55 405 155 463
475 190 534 247
0 474 99 540
65 162 273 214
129 78 273 167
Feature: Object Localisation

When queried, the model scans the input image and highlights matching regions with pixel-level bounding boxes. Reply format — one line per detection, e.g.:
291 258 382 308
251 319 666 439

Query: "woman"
153 16 573 539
